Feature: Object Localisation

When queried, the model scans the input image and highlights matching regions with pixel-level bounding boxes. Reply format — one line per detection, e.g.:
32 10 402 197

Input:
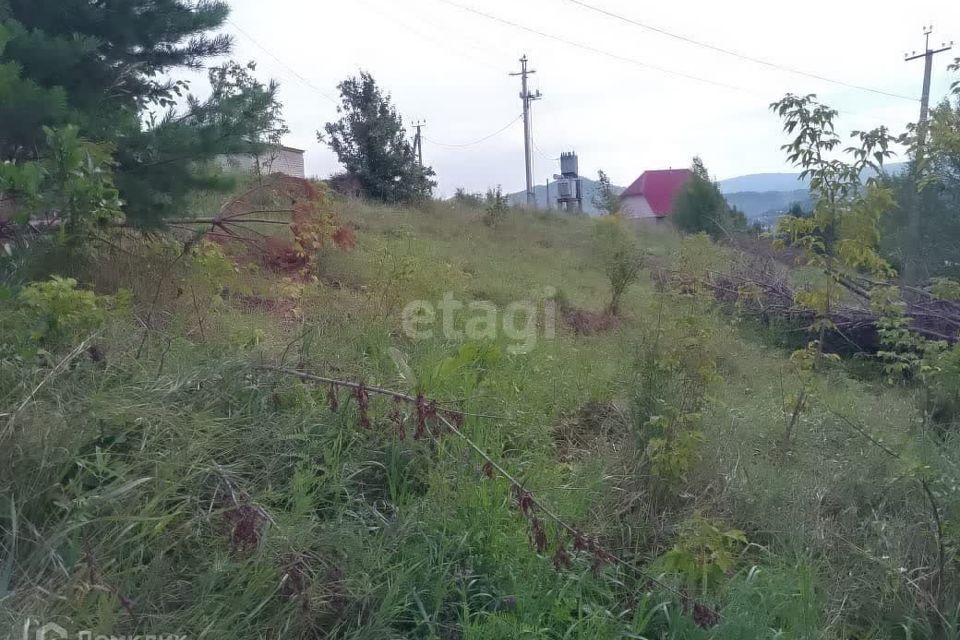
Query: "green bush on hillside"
592 216 643 315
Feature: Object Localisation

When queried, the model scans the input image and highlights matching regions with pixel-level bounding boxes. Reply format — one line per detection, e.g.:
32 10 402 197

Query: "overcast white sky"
190 0 960 195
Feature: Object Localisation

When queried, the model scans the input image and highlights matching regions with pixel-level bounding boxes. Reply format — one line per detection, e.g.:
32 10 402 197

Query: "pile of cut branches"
167 175 355 277
702 252 960 352
2 174 355 277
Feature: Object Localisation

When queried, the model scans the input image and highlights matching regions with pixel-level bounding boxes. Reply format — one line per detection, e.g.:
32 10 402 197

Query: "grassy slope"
0 198 953 639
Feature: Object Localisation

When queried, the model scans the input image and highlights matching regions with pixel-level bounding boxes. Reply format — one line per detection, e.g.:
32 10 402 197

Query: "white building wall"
218 147 305 179
268 148 306 178
620 195 656 219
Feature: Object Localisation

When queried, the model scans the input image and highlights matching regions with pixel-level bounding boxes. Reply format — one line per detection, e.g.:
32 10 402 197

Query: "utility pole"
510 55 541 207
905 27 953 160
412 120 426 168
904 27 953 284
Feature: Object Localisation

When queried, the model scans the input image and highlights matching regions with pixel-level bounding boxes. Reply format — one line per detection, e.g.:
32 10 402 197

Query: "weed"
482 186 508 227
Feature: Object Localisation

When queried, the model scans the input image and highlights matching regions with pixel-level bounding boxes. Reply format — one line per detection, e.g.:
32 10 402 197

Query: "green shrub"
629 313 719 480
17 276 107 346
482 186 508 227
593 216 643 314
0 126 123 240
0 276 128 365
657 513 747 595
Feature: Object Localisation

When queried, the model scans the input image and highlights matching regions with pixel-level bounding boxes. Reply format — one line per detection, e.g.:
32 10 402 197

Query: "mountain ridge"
717 162 907 194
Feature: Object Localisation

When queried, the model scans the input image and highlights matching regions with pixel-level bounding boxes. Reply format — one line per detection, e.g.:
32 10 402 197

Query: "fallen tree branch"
257 365 721 625
698 257 960 350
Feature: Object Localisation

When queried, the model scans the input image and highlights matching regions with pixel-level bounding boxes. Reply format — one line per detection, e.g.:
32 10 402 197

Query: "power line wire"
228 19 338 104
358 0 506 74
560 0 917 102
532 139 558 164
424 114 523 148
529 107 560 165
431 0 752 93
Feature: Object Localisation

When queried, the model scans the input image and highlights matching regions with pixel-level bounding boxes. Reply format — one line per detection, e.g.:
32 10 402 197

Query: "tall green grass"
1 198 957 638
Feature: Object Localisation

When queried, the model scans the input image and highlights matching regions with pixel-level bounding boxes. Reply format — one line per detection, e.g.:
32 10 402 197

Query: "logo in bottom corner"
31 622 67 640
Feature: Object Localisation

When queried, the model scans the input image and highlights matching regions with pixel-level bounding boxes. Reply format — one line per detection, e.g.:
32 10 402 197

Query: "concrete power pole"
412 120 426 168
906 27 953 160
904 27 953 284
511 55 542 207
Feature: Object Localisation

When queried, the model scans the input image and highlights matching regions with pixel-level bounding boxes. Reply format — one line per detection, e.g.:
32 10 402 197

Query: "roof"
620 169 692 217
278 145 305 154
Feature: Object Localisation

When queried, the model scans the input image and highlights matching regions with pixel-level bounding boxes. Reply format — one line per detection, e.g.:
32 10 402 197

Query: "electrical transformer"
554 151 582 212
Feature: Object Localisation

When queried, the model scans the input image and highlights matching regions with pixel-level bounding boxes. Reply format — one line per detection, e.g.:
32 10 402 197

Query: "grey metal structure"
560 152 578 177
554 151 582 212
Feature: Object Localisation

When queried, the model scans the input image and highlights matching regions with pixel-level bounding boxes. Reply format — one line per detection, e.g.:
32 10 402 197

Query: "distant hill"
506 177 624 216
718 173 808 194
718 162 907 194
724 189 812 224
719 162 907 224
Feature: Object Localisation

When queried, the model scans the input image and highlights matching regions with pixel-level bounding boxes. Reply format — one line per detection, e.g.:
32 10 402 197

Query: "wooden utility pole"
510 55 541 207
904 27 953 284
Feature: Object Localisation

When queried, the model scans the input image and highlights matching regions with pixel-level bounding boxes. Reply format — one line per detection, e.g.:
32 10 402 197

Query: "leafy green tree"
769 93 897 448
320 72 435 203
671 157 743 238
771 93 897 309
592 169 620 215
0 125 122 239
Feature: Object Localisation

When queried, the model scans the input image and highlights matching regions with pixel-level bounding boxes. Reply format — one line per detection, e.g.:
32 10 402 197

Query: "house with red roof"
620 169 692 221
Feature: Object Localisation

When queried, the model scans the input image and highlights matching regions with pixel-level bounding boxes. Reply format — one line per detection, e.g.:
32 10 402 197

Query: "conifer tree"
672 157 745 238
592 169 620 215
0 0 286 225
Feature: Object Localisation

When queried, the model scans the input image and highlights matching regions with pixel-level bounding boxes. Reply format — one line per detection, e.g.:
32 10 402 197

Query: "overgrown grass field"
1 194 957 639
